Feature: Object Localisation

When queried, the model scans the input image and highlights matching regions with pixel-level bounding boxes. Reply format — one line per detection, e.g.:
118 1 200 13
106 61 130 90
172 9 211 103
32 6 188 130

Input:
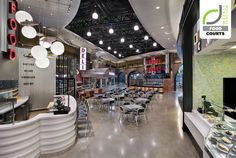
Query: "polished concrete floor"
41 92 200 158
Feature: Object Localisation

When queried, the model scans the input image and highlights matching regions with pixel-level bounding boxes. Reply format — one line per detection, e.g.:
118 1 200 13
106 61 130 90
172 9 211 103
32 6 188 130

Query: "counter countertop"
0 95 77 158
0 96 29 115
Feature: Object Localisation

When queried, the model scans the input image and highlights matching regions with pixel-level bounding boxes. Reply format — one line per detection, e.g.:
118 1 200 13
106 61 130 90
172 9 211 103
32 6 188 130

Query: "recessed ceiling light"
92 12 98 19
119 54 121 57
114 50 117 54
144 35 149 40
107 46 111 50
230 45 236 49
156 6 160 10
168 38 170 40
87 31 92 37
120 38 125 43
109 28 114 34
161 26 164 29
129 44 133 48
136 49 140 53
99 40 103 45
153 42 157 47
134 25 139 31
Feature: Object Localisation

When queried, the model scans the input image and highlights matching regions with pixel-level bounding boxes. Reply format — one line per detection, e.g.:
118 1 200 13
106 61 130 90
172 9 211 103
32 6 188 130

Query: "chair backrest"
141 104 147 109
137 108 145 114
119 106 124 112
123 102 130 105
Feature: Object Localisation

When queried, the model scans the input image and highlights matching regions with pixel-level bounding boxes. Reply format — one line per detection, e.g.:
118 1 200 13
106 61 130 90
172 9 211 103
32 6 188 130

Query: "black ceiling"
66 0 165 58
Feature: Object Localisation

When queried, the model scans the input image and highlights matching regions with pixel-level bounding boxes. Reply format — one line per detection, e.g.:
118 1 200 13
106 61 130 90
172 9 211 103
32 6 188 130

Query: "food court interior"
1 0 236 158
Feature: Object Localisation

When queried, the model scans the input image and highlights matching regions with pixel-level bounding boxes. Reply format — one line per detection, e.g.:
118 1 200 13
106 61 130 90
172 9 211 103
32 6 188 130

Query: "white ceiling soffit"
128 0 184 50
18 0 81 28
58 29 119 62
117 50 166 63
58 28 102 53
95 51 119 63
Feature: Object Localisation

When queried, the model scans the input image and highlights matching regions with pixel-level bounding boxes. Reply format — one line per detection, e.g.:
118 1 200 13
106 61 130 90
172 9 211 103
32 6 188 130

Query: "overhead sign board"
80 47 87 70
200 0 231 39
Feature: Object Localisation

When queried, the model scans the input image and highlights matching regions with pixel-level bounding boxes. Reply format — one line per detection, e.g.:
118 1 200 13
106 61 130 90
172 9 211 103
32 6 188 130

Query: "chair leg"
119 113 122 121
135 116 138 126
145 114 148 122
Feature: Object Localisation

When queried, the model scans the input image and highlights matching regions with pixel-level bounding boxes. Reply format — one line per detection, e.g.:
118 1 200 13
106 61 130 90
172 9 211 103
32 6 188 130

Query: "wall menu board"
144 55 166 74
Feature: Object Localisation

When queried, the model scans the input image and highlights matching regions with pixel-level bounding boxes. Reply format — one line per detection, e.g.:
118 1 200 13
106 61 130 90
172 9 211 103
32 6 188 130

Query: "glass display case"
205 121 236 158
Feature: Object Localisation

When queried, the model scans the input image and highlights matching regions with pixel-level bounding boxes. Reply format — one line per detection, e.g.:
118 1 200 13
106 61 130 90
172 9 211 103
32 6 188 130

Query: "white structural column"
0 95 77 158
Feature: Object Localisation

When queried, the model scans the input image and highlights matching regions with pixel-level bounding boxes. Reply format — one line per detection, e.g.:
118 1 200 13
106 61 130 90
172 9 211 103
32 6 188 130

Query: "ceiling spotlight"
153 42 157 47
168 38 170 40
129 44 133 48
144 35 149 40
134 25 139 31
120 38 125 43
108 46 111 50
109 28 114 34
99 40 103 45
136 49 140 53
119 54 121 57
114 50 117 54
92 12 98 19
87 31 92 37
161 26 164 29
156 6 160 9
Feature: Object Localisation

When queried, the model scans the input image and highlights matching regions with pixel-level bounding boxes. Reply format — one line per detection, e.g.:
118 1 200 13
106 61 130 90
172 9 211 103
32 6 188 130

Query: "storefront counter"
129 86 164 93
0 96 29 115
0 95 77 158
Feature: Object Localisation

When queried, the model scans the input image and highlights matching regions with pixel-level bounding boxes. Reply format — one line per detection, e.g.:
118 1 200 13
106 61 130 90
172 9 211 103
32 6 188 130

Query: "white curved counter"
0 95 77 158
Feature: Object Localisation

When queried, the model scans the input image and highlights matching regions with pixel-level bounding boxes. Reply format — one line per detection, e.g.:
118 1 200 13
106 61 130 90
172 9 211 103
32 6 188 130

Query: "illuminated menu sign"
2 0 17 60
80 47 87 70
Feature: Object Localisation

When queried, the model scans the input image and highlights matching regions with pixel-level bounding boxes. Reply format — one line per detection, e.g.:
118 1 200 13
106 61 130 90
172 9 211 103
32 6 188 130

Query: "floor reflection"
40 92 199 158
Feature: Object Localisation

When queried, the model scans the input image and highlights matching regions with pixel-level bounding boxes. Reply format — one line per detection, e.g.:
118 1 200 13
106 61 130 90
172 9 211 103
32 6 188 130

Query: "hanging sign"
80 47 87 70
200 0 231 39
3 0 17 60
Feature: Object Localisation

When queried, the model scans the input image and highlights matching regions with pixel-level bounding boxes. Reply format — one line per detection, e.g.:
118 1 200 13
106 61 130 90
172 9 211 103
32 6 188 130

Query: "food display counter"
185 110 236 158
129 86 163 93
94 88 103 94
84 89 94 98
0 95 77 158
205 122 236 158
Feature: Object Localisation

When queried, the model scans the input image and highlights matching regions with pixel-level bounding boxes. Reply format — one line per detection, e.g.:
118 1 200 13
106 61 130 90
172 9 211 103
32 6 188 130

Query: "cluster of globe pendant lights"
15 10 65 68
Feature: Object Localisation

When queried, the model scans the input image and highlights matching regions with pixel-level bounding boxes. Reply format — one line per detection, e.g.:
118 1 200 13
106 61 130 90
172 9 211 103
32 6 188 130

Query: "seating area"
87 88 156 126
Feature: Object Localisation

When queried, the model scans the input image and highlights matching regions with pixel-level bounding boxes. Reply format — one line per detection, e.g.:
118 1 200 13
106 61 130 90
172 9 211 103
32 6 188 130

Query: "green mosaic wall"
193 53 236 109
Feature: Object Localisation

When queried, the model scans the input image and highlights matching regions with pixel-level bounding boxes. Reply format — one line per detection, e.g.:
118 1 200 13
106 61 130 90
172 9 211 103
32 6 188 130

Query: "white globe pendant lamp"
31 45 48 59
39 40 51 49
50 41 65 55
39 37 52 49
21 26 37 39
15 10 33 24
35 58 50 69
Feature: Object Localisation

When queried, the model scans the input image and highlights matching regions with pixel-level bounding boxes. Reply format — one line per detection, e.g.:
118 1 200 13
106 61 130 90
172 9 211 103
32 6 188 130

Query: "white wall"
18 48 56 110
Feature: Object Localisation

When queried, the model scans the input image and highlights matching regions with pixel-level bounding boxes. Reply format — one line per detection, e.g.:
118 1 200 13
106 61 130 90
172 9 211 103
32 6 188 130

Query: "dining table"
101 97 115 104
135 97 149 104
123 104 144 112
